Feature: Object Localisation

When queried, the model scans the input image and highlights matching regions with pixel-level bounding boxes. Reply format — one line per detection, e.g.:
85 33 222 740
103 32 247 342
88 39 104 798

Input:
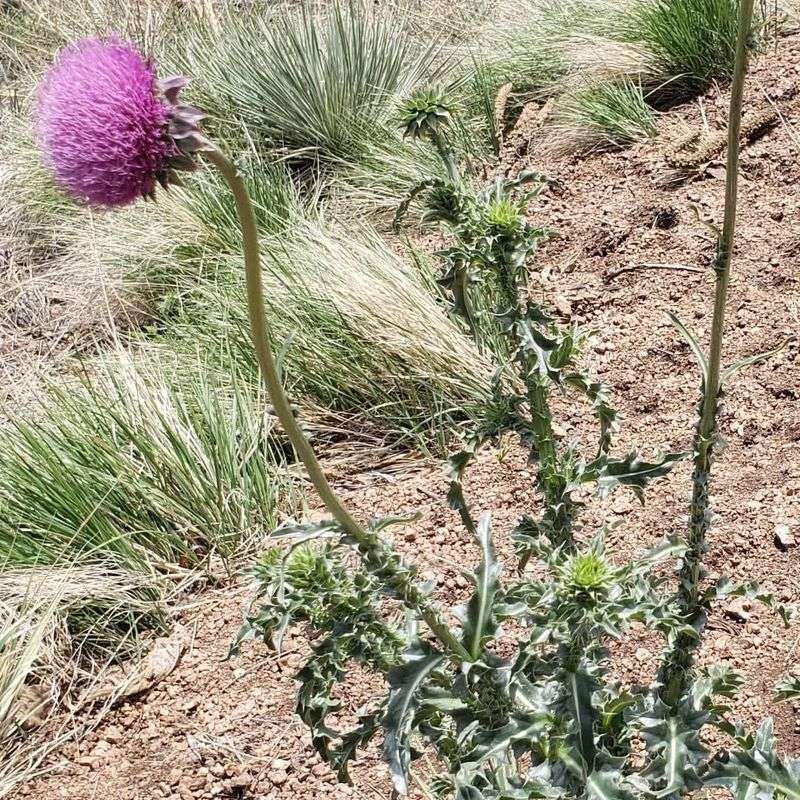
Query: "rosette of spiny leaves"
398 87 461 184
237 503 797 799
238 508 712 798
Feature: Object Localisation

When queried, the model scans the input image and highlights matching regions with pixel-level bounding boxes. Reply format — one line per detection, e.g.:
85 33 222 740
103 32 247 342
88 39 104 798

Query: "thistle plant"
658 0 791 710
34 34 470 661
239 4 798 798
35 15 800 800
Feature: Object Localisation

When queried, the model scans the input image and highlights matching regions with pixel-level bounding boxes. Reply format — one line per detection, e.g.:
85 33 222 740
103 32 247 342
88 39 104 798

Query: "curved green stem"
204 147 365 538
203 146 469 662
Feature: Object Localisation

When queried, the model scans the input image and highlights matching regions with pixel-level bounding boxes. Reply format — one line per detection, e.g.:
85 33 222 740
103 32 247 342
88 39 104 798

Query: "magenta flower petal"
36 37 175 208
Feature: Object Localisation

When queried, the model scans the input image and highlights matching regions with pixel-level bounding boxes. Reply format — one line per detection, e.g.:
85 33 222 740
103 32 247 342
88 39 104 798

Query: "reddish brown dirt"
16 35 800 800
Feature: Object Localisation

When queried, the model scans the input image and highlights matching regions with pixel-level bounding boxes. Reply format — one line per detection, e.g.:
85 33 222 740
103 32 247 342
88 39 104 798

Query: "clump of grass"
0 112 79 265
548 78 657 152
0 350 295 572
0 566 163 796
171 3 441 165
460 0 655 150
0 599 58 797
621 0 745 96
167 220 493 448
0 0 195 76
51 150 491 447
473 0 643 100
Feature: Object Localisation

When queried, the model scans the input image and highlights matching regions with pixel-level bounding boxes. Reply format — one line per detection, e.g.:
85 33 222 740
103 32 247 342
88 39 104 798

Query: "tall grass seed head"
36 37 206 208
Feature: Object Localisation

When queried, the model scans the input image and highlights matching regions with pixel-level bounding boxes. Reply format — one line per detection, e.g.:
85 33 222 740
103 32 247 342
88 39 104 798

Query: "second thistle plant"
240 10 797 797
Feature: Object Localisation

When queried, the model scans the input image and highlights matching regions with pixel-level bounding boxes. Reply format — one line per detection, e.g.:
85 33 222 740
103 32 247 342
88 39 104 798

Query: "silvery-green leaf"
692 664 743 711
668 312 708 385
564 372 618 455
462 514 501 659
707 718 800 800
721 336 794 386
619 537 687 580
707 578 793 625
271 518 342 541
563 667 598 767
634 696 706 797
584 769 636 800
383 641 445 795
586 451 687 501
775 675 800 702
461 711 551 765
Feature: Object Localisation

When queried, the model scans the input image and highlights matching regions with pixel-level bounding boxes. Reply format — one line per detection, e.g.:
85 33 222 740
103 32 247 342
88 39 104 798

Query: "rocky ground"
14 31 800 800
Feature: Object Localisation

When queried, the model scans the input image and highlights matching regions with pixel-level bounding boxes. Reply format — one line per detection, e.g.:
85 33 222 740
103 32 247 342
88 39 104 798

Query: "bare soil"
15 35 800 800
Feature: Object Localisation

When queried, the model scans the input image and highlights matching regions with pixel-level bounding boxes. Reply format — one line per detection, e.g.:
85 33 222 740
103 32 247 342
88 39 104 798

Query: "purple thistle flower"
36 37 204 208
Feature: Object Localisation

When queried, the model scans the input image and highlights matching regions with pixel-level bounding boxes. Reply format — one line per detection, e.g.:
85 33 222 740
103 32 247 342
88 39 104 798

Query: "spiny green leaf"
329 710 382 782
564 667 598 768
721 336 794 386
707 719 800 800
515 319 561 378
462 711 551 765
775 675 800 703
383 641 446 795
271 518 342 542
668 312 708 386
564 372 618 455
586 451 687 501
707 578 793 626
462 514 502 659
585 769 636 800
692 664 743 711
635 696 706 797
619 537 687 580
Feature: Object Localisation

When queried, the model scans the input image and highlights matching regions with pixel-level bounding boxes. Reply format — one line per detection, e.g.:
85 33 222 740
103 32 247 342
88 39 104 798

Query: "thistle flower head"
36 36 204 208
570 552 609 591
399 88 458 141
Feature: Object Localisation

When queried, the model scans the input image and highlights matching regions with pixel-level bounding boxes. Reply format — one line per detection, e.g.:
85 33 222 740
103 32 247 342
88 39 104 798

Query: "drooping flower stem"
661 0 755 709
202 146 470 663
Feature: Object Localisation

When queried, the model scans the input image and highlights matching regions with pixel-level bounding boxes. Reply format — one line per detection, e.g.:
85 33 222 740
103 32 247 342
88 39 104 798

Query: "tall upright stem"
661 0 754 707
203 146 469 662
701 0 753 439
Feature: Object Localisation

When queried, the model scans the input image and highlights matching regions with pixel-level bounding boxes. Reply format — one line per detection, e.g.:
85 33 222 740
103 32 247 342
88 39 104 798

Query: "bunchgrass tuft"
165 219 493 449
0 566 164 795
620 0 745 97
0 350 296 572
548 78 657 152
171 3 442 164
0 112 79 265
